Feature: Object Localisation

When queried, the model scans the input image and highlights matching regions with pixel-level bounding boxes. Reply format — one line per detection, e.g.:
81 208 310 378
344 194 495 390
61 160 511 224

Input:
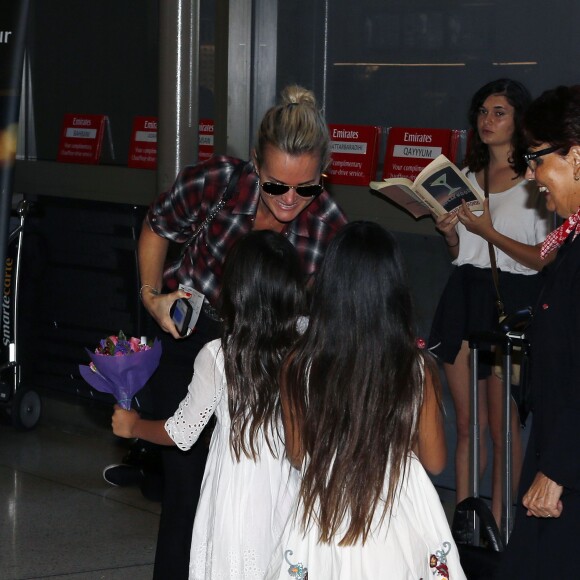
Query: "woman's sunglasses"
259 177 324 198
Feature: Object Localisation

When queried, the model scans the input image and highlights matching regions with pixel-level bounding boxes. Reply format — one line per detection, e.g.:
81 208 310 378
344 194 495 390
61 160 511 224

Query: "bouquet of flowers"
78 331 162 410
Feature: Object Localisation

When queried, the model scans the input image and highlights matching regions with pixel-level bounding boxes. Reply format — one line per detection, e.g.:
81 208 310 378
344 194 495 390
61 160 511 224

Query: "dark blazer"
498 235 580 579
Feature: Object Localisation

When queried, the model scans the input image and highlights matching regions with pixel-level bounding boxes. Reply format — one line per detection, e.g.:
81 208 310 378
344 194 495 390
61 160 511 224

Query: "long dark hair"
284 221 424 545
524 85 580 153
464 78 531 176
220 230 305 461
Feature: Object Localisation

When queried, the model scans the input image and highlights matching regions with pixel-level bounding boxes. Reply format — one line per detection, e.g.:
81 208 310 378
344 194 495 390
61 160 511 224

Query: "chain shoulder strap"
180 162 245 256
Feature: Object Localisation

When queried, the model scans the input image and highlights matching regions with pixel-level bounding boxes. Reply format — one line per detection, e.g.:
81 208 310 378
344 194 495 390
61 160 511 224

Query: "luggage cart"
452 312 532 578
0 198 41 429
468 309 531 545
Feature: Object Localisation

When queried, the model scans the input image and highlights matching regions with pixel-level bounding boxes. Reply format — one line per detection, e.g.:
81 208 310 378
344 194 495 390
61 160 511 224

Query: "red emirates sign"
128 116 157 169
198 119 214 162
382 127 461 180
57 114 107 164
127 117 214 168
326 124 380 186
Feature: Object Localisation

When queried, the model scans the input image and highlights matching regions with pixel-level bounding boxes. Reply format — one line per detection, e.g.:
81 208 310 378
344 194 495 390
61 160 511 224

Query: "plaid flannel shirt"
147 156 348 307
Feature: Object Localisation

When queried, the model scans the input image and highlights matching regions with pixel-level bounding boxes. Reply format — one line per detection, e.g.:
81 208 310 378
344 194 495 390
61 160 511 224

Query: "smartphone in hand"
170 298 193 337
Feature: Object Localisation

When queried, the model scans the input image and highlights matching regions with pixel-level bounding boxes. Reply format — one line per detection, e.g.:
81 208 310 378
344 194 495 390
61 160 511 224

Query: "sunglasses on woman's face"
259 177 324 198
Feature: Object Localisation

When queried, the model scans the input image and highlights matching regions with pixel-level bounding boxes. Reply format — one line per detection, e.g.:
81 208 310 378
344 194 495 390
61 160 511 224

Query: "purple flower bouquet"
79 331 162 409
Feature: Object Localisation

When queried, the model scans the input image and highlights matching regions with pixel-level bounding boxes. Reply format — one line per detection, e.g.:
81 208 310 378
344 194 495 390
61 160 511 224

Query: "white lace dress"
165 338 299 580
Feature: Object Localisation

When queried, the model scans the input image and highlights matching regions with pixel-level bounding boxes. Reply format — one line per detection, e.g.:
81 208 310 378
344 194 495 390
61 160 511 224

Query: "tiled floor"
0 392 160 580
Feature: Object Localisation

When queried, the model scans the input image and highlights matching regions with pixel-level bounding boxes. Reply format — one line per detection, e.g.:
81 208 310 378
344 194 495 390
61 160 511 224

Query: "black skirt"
428 264 543 379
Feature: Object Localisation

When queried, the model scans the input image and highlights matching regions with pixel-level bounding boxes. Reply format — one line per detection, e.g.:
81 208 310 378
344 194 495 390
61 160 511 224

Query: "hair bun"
254 84 331 171
281 84 317 109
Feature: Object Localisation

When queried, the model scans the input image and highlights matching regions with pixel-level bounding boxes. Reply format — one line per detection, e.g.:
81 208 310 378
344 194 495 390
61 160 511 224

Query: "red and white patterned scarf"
541 207 580 259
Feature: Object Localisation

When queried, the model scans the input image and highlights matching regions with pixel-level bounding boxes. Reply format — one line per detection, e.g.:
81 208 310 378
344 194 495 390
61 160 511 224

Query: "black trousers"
143 310 222 580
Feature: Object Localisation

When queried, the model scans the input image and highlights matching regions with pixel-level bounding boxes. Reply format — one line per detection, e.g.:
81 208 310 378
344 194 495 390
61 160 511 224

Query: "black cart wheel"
11 389 42 430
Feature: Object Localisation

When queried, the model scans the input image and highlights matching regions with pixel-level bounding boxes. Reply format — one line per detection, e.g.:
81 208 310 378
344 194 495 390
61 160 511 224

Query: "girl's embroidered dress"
266 454 465 580
166 339 299 579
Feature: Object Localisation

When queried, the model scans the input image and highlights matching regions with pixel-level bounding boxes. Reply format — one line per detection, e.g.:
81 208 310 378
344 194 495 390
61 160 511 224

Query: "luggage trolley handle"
468 330 514 546
498 306 533 334
8 199 30 244
7 199 31 382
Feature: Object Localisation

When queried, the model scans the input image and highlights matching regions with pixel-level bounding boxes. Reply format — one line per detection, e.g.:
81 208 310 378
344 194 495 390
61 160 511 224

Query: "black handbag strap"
484 167 505 317
180 162 244 256
452 496 505 552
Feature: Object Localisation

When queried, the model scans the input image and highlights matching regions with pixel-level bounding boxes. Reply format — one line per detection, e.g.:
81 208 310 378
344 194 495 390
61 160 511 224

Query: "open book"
370 154 485 219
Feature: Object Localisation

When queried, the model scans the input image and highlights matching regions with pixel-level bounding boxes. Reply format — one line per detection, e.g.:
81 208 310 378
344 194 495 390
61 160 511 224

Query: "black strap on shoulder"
484 167 505 317
181 162 245 255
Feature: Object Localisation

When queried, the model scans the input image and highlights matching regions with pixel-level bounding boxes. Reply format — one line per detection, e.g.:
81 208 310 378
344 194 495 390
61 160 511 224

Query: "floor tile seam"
6 561 156 580
1 422 124 447
0 464 160 516
38 421 125 444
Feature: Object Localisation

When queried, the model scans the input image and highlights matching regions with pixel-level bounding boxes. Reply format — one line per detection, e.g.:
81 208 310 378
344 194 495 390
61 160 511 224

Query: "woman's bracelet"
445 238 459 248
139 284 160 301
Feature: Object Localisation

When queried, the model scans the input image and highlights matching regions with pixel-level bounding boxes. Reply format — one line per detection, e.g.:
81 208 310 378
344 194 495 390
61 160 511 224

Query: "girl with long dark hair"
266 222 465 579
113 230 305 579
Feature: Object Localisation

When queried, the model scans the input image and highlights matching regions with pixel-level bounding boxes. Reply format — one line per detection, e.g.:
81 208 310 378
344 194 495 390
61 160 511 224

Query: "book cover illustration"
370 154 484 219
421 165 483 214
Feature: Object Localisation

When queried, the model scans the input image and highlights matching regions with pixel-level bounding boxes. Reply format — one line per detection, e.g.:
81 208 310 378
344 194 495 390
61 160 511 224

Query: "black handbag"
497 308 533 427
452 497 504 580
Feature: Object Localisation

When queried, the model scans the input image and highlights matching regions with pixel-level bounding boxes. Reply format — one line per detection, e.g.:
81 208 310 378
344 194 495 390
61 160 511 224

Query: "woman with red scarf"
497 85 580 579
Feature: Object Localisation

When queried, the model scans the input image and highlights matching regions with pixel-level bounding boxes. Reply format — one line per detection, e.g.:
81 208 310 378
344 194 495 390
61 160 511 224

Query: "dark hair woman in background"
429 78 551 528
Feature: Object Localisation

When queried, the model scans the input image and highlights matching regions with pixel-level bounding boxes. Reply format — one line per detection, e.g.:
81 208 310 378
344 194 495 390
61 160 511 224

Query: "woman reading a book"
429 78 552 528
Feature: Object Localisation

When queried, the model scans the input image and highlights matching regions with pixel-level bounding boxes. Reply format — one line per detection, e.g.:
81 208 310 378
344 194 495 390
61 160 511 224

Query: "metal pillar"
251 0 277 138
157 0 201 194
214 0 252 159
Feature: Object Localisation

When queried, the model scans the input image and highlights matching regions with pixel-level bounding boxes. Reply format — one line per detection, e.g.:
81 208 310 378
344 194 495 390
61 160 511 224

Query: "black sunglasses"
523 146 559 168
260 177 324 198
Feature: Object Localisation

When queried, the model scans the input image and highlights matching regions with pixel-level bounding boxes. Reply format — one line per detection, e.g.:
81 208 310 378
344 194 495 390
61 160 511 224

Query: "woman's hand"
435 212 460 256
112 405 141 439
141 287 193 339
522 471 564 518
435 211 459 240
456 198 494 240
138 224 194 339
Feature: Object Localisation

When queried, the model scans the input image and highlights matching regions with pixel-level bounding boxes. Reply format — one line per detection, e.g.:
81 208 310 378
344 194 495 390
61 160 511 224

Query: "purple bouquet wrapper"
78 339 162 409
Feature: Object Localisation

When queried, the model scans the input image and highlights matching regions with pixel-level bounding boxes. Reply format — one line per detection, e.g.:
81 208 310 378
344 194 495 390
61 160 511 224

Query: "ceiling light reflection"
334 62 466 67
